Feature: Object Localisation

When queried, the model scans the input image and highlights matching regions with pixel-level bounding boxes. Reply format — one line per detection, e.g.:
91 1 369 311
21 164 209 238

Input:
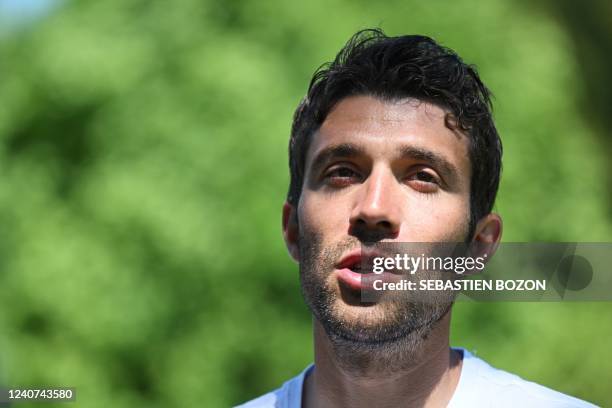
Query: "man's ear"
282 202 300 262
470 213 503 261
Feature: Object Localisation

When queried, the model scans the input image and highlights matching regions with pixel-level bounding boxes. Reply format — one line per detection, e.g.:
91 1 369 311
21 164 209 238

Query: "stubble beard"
298 230 456 374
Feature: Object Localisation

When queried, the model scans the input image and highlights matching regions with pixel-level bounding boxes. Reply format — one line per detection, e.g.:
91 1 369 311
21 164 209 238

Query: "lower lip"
335 268 399 291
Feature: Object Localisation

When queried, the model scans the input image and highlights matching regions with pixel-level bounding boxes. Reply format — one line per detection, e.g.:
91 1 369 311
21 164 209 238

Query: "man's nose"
349 168 401 241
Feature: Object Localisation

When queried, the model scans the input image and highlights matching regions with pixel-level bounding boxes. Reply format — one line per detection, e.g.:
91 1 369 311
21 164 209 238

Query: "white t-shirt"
237 348 598 408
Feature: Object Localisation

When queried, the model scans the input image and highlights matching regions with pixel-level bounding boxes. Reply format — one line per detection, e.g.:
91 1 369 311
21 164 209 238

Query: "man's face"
292 95 473 345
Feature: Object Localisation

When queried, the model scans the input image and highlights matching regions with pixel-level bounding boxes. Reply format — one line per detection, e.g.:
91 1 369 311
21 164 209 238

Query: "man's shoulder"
453 348 598 407
235 364 312 408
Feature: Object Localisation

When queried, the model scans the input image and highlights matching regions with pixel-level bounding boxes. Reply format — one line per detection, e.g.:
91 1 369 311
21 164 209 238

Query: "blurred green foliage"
0 0 610 406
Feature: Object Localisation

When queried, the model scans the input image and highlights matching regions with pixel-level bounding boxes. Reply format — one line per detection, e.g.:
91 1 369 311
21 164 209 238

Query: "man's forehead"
306 95 470 168
322 95 448 131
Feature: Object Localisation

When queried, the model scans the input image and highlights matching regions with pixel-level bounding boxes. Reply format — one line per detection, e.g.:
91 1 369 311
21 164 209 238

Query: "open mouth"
335 250 400 293
337 253 372 274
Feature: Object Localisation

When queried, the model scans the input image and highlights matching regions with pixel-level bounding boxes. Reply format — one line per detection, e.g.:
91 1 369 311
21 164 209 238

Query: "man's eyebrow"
398 146 460 181
309 143 366 174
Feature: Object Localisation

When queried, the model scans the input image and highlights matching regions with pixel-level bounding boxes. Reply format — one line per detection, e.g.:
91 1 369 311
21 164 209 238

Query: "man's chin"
314 294 453 347
331 298 394 324
302 274 452 347
319 301 407 342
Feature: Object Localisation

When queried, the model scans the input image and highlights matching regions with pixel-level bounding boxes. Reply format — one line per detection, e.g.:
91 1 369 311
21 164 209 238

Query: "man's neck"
302 313 463 408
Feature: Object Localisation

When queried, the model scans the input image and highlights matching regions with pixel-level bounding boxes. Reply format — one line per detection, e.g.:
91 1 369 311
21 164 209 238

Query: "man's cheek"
404 203 469 240
300 205 337 237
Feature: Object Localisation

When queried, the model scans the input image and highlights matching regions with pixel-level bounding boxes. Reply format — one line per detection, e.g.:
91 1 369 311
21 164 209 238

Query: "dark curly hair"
287 28 502 239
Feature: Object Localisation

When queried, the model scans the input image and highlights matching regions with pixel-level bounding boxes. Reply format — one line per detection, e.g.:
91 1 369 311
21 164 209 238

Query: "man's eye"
406 170 440 192
414 171 438 183
324 167 360 186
